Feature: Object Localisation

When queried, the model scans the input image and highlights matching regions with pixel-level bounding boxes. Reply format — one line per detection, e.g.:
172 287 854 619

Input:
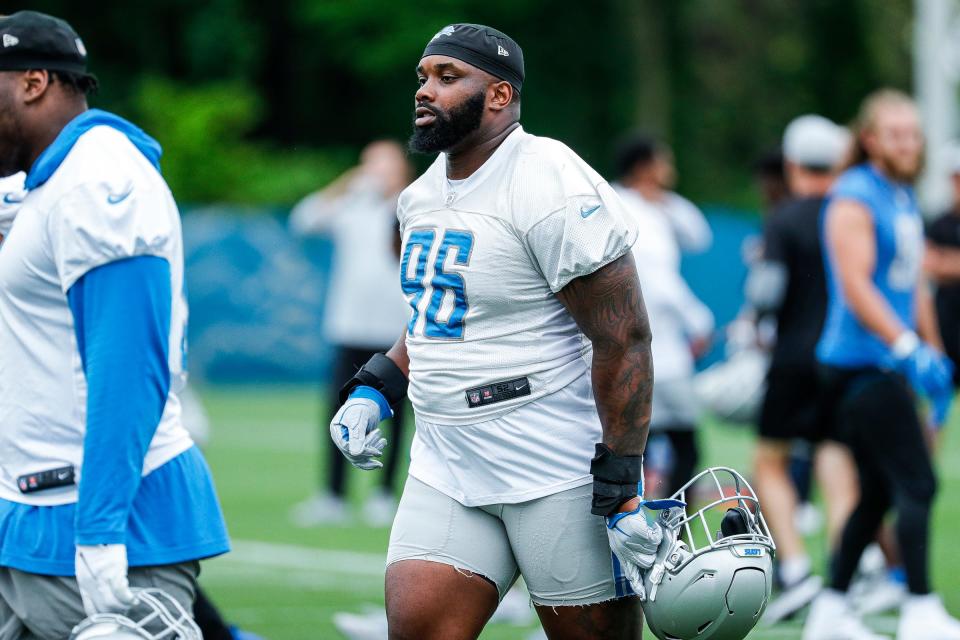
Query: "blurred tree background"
29 0 912 209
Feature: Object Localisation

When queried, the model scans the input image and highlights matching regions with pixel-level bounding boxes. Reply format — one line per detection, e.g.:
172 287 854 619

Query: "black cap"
0 11 89 75
422 24 524 93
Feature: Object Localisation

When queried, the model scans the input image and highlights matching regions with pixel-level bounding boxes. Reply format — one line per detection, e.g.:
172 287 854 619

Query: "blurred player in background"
754 148 790 215
804 90 960 640
613 134 714 497
0 178 254 640
0 11 229 639
329 23 675 639
618 135 712 255
289 140 412 527
924 145 960 386
746 114 857 623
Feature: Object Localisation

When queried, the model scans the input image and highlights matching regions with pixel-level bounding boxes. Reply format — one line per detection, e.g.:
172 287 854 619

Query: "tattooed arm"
556 252 653 457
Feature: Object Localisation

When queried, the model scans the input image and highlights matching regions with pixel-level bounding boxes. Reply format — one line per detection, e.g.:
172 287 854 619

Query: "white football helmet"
69 588 201 640
641 467 776 640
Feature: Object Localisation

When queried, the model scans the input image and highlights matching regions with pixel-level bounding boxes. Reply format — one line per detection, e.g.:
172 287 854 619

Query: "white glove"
75 543 136 615
605 506 665 596
329 393 388 470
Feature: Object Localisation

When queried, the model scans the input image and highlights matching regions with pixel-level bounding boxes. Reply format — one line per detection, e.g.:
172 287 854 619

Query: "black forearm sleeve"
337 352 408 409
590 443 643 516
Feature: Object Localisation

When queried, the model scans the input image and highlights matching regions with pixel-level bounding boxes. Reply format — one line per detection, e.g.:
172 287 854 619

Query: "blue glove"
897 343 952 396
931 388 953 429
891 333 954 428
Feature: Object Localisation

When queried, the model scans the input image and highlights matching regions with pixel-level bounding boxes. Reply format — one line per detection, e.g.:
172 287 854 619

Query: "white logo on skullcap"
75 38 86 57
2 34 19 48
497 44 509 57
430 25 456 42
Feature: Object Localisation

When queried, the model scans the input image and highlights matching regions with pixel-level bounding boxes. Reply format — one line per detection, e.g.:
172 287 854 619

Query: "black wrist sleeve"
338 353 408 409
590 443 643 516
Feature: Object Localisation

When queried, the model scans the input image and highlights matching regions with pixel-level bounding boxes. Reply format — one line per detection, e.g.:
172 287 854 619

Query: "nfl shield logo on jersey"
468 391 481 405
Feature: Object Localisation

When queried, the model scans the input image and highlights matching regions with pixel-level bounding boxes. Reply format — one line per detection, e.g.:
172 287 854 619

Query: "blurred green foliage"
132 78 349 203
30 0 911 208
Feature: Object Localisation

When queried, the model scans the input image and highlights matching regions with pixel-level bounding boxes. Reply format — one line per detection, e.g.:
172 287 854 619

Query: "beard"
0 104 24 178
877 151 924 183
409 90 485 154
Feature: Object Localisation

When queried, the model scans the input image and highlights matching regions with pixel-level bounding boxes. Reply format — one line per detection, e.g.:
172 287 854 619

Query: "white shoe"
289 493 349 527
802 589 888 640
362 490 397 528
762 573 822 624
853 574 906 616
490 583 535 625
857 543 887 577
333 609 388 640
897 594 960 640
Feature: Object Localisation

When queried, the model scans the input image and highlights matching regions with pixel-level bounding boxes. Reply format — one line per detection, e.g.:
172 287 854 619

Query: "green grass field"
195 386 960 639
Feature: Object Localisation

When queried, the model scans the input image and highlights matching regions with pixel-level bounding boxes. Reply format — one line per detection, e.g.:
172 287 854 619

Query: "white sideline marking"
214 539 386 576
203 563 379 591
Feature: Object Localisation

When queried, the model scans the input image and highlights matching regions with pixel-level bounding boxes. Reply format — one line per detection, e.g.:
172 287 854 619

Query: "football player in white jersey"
0 12 228 639
329 24 677 639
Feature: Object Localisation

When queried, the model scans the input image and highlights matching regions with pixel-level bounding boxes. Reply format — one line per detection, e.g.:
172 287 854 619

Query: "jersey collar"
25 109 162 191
439 125 525 207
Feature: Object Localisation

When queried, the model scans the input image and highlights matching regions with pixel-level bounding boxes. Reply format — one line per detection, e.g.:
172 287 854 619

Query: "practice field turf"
197 386 960 639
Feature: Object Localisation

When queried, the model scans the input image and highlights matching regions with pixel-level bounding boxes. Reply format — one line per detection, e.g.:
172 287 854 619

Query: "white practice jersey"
398 126 637 504
0 173 25 243
0 126 193 506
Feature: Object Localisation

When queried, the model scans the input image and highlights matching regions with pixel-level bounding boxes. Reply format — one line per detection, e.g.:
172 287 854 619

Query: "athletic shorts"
0 561 198 640
818 366 920 444
758 366 830 442
387 477 636 607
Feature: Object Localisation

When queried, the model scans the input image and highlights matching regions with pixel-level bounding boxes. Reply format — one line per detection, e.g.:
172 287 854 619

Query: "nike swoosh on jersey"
2 192 22 205
580 204 601 218
107 185 134 205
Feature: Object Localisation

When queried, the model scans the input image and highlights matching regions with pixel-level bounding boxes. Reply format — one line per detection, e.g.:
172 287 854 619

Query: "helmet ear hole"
720 507 752 538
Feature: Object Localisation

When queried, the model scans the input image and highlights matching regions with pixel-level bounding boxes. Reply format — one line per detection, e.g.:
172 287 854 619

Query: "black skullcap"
422 24 524 93
0 11 89 76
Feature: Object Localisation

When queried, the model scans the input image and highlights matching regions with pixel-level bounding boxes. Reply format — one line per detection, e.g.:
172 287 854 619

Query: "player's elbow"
617 312 652 358
629 313 652 350
589 317 649 360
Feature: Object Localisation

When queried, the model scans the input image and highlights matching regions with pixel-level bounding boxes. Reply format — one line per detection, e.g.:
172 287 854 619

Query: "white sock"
780 556 811 587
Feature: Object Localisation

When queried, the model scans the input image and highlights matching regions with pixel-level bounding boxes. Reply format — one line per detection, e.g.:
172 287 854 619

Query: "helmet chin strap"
644 514 681 602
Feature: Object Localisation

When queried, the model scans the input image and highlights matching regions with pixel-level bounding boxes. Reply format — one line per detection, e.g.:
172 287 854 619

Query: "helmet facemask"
69 588 202 640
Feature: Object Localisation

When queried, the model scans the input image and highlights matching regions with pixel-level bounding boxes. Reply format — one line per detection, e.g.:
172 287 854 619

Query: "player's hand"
75 543 136 615
329 389 389 470
895 339 953 400
605 496 686 596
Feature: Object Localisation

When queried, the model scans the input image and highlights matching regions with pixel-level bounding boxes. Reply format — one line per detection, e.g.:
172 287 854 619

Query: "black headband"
421 23 524 93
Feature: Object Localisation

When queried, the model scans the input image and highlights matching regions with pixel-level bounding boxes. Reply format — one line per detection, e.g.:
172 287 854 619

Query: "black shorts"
758 367 828 442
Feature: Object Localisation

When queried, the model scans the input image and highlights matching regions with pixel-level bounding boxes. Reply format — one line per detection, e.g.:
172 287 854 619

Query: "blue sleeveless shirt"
816 163 923 368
